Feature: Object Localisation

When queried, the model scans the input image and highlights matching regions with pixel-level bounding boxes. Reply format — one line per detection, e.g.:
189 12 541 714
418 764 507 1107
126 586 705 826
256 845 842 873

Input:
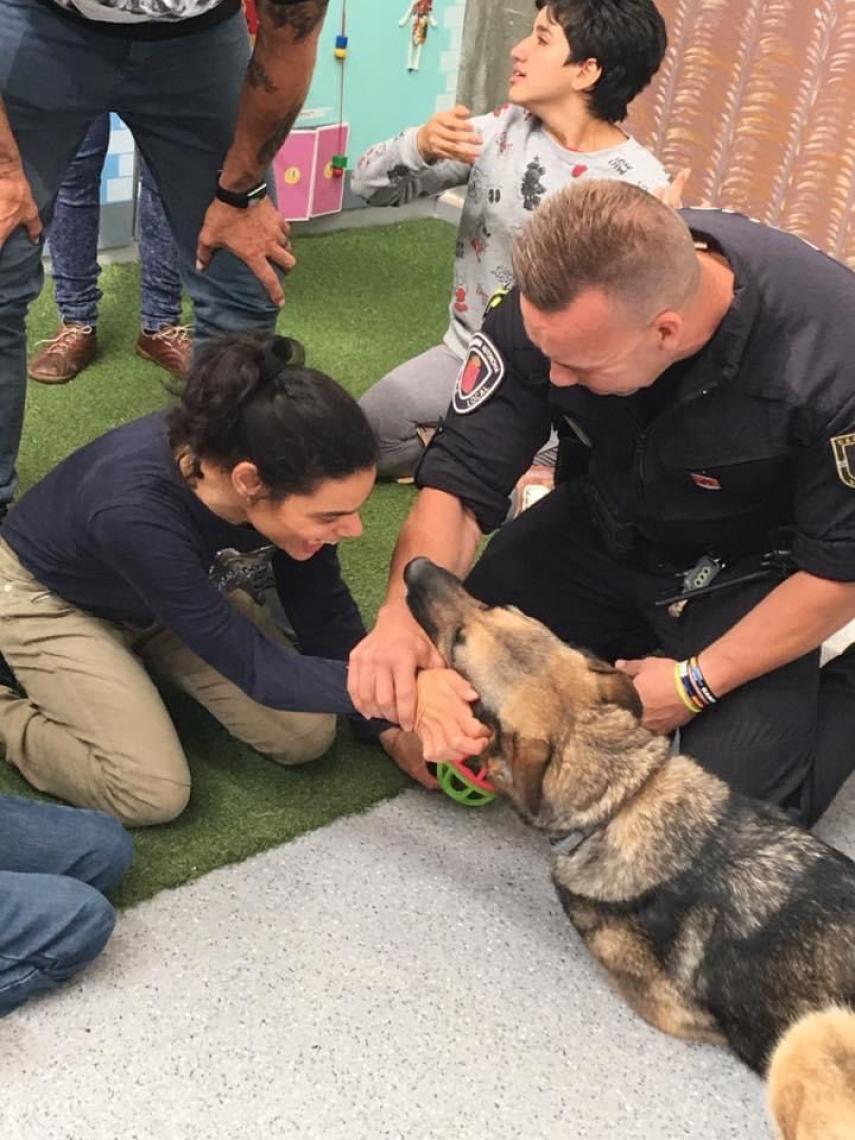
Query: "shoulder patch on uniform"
452 332 506 415
486 287 510 312
831 434 855 489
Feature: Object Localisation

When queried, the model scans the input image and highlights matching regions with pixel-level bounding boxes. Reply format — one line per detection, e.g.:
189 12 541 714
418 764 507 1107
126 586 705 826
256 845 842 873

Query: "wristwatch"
214 175 268 209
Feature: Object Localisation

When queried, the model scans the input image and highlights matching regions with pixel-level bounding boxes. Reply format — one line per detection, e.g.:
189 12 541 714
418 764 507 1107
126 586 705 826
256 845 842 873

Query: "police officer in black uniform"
349 180 855 826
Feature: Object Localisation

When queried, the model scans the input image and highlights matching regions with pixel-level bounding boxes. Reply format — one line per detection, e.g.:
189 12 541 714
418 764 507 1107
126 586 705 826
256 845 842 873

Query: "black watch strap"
215 175 268 209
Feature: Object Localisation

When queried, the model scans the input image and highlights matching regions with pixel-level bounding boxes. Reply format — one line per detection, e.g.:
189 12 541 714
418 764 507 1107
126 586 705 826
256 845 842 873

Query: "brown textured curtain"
459 0 855 267
627 0 855 267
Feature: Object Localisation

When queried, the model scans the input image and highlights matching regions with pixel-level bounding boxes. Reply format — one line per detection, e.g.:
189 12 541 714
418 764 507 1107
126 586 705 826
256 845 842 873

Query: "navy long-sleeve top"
4 412 380 735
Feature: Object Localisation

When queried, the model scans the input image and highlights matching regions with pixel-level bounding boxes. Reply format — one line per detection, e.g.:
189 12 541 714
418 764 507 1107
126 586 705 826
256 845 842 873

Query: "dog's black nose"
403 557 434 588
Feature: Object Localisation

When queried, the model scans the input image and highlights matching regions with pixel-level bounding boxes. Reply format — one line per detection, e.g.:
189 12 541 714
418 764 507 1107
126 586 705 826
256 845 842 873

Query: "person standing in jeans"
28 114 191 384
0 0 329 525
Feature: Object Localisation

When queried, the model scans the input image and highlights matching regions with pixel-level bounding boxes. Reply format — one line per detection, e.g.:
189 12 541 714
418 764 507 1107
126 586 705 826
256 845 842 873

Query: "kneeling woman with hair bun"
0 333 427 827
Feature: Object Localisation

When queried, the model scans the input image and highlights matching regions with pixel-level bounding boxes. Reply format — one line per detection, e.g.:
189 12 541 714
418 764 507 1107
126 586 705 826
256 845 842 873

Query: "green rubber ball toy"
435 758 497 807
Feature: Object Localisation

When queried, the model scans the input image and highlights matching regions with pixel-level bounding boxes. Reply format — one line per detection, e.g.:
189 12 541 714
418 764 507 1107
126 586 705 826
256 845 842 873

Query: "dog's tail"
767 1006 855 1139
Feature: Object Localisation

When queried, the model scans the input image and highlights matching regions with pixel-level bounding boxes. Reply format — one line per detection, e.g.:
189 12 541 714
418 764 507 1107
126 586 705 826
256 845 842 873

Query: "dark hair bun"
258 336 306 385
166 331 377 500
274 335 305 367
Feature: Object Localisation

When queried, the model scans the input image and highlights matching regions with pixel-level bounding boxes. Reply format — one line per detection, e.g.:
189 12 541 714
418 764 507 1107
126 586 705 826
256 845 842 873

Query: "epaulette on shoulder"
485 287 510 312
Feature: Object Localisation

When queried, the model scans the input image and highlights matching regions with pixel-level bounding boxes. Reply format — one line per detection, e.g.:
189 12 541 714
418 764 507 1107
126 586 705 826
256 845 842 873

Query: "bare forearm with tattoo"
220 0 329 192
0 96 42 248
0 100 23 171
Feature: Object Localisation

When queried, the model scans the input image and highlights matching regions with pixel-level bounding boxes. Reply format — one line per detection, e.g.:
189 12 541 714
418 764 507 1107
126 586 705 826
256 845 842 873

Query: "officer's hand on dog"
416 105 483 166
348 602 444 731
615 656 697 736
379 727 439 790
413 667 491 763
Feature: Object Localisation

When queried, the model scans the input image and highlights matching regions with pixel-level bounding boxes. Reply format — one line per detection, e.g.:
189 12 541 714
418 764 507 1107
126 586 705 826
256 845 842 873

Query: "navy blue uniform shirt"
419 209 855 581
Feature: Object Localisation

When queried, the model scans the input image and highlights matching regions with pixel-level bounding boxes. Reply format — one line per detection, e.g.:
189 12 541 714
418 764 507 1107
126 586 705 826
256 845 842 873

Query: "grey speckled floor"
4 779 855 1140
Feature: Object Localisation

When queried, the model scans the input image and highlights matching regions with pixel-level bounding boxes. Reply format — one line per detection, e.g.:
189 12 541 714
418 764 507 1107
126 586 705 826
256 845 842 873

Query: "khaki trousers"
0 541 335 826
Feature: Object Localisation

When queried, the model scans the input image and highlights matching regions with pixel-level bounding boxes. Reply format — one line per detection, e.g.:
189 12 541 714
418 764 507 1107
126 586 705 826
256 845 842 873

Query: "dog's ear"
508 735 553 818
586 658 642 719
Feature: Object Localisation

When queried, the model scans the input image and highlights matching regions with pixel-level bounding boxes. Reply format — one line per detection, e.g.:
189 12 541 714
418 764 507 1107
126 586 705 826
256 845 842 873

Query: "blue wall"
98 1 467 245
297 0 467 161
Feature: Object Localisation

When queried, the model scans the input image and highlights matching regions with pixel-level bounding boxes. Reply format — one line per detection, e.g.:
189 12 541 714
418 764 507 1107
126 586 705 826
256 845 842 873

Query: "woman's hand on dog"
616 656 698 735
379 727 439 790
413 668 491 763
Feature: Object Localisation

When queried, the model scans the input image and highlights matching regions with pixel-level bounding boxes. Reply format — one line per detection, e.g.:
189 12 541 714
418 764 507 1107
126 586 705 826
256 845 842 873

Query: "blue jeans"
0 795 133 1016
49 113 182 331
0 0 280 506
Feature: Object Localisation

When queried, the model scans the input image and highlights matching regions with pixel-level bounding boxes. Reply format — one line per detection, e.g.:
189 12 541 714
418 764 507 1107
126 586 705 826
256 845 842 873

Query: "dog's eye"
451 626 467 649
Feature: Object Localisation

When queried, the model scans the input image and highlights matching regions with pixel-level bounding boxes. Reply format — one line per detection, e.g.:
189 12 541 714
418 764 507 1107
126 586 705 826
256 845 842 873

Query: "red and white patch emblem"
690 472 722 491
452 333 506 415
572 164 588 178
460 355 481 395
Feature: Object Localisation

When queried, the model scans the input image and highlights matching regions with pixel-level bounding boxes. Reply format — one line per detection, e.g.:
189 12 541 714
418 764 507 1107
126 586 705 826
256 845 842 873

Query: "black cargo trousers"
465 480 855 827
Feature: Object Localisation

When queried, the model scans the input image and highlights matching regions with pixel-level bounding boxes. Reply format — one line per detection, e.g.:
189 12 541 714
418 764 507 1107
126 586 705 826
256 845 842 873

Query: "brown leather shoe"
135 325 192 379
28 323 97 384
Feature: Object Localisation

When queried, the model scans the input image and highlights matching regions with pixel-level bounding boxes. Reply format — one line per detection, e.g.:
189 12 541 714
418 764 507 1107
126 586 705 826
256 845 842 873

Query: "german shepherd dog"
404 557 855 1140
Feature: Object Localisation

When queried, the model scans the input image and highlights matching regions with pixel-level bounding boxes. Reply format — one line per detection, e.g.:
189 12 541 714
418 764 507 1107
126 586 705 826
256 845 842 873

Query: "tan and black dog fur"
405 557 855 1140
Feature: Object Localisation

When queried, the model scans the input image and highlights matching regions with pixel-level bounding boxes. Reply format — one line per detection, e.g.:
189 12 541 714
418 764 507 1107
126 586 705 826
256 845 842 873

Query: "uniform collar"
672 218 760 401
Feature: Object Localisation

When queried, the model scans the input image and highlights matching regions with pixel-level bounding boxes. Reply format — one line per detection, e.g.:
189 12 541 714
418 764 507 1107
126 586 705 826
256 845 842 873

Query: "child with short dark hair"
354 0 672 480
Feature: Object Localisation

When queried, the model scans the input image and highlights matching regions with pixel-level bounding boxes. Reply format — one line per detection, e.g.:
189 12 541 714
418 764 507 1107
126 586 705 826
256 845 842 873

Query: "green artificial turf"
0 218 456 908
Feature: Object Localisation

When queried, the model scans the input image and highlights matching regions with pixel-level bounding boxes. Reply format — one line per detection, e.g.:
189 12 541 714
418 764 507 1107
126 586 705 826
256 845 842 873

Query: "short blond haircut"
512 180 700 320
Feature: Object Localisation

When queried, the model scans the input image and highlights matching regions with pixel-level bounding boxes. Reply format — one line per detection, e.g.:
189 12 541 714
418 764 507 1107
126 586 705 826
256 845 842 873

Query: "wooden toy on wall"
331 0 349 175
400 0 438 71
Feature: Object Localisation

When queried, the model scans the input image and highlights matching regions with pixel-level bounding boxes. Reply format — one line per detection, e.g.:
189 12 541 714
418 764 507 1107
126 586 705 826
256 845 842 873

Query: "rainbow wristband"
674 662 703 714
687 655 718 706
678 658 708 711
679 658 706 709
